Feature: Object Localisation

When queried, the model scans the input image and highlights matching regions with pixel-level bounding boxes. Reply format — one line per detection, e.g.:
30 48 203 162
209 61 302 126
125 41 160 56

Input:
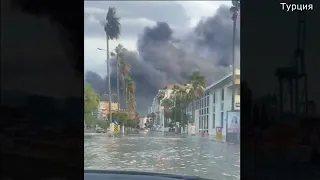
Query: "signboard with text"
227 111 240 133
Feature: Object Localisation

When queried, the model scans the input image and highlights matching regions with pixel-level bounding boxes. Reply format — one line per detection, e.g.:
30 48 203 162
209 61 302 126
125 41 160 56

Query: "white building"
186 69 240 137
149 84 174 128
139 117 148 129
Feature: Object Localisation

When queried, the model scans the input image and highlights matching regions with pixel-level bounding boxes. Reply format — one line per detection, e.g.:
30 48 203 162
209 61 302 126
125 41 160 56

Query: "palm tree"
170 84 191 131
112 45 131 111
112 44 125 111
102 7 121 122
126 76 136 119
120 59 131 110
188 71 207 125
161 98 174 126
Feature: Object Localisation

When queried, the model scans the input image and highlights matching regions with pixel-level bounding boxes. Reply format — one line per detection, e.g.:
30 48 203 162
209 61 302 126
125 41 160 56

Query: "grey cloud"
84 1 189 27
192 5 240 67
85 15 155 39
84 1 189 39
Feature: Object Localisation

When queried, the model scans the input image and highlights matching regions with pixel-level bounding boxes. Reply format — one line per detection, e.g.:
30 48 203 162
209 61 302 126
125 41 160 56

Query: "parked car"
96 128 105 133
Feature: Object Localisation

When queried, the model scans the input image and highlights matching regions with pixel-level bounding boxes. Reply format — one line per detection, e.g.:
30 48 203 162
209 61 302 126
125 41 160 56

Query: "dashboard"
84 170 208 180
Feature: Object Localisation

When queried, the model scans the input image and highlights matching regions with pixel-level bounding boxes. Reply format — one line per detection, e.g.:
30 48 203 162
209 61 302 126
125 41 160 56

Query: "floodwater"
84 133 240 180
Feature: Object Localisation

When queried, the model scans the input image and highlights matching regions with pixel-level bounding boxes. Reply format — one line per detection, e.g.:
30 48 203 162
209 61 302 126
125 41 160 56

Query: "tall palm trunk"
125 85 128 110
116 59 120 111
106 35 112 122
123 81 126 110
192 100 195 128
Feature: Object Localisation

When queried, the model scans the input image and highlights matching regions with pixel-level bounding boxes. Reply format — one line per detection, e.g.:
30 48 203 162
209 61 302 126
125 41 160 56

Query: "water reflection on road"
84 133 240 180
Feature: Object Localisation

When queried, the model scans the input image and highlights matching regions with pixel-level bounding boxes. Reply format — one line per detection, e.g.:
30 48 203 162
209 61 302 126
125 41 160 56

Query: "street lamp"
103 93 118 98
231 0 240 144
230 0 240 111
97 47 113 124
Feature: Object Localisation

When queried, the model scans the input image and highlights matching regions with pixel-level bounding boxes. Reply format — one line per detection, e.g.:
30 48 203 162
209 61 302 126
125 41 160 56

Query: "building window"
206 115 209 133
221 89 224 101
221 112 224 128
212 113 215 129
202 97 205 108
221 101 224 111
207 95 209 106
204 97 207 108
213 93 216 104
221 89 224 111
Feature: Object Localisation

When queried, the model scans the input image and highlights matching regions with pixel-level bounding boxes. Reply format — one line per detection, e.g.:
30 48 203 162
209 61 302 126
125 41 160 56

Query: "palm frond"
104 7 121 40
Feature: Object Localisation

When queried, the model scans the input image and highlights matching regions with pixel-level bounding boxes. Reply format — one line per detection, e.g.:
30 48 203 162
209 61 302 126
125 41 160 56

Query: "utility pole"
231 0 239 111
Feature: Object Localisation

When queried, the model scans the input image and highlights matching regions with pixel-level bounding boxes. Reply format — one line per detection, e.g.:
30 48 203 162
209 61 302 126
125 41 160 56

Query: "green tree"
169 84 191 129
187 71 207 124
84 83 100 114
112 111 129 126
84 83 100 128
119 48 132 110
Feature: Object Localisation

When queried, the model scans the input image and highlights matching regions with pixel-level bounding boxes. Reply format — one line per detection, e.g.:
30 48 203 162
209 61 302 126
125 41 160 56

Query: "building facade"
139 116 148 129
186 69 240 136
99 101 120 120
148 84 174 127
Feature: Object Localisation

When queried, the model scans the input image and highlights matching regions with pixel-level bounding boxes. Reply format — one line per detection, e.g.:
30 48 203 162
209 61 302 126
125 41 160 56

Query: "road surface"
84 133 240 180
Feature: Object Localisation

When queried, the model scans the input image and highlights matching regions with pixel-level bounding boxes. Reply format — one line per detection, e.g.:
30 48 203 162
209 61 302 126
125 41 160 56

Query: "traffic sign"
114 119 119 125
114 125 119 132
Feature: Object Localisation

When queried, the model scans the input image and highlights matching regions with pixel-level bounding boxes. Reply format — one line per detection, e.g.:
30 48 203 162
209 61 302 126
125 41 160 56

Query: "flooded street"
84 133 240 180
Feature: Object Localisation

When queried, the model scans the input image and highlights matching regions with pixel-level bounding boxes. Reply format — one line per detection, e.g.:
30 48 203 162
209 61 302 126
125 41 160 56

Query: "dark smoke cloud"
87 5 240 115
193 5 240 67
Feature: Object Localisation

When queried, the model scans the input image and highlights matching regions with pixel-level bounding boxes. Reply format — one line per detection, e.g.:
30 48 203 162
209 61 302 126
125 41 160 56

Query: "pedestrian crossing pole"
110 123 114 132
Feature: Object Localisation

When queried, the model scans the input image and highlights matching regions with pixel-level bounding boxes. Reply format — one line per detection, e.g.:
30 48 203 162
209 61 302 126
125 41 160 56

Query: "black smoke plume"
86 5 240 115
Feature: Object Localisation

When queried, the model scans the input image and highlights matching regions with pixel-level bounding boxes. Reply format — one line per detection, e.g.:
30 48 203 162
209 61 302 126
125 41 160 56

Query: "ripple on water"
221 172 232 176
214 156 223 159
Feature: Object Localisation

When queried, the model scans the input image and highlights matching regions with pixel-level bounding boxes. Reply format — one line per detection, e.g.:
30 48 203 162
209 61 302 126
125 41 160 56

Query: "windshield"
84 1 240 179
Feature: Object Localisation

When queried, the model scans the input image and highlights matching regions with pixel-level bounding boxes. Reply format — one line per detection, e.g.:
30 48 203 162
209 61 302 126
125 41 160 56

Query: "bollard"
122 125 125 134
216 127 223 141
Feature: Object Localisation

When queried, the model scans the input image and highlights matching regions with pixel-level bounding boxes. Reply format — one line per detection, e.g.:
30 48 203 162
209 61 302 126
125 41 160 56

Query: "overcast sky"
84 1 232 76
